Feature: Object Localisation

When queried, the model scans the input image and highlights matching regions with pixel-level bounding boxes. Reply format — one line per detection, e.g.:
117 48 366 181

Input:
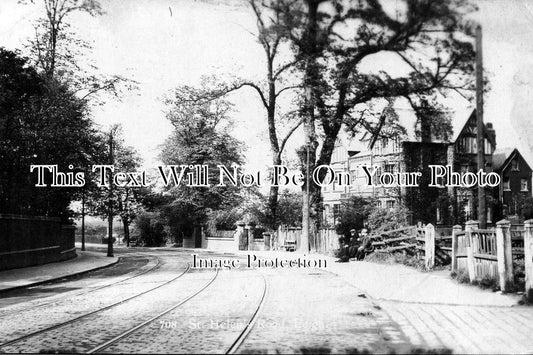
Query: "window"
386 200 395 209
503 177 510 190
460 137 478 153
384 164 395 174
485 139 493 154
351 170 358 183
333 204 341 218
394 138 401 152
512 159 519 171
375 141 383 155
521 178 528 191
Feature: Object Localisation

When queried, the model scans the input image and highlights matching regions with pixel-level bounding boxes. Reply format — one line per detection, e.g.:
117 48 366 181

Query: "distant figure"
337 229 360 262
348 229 359 259
355 228 373 260
337 235 349 262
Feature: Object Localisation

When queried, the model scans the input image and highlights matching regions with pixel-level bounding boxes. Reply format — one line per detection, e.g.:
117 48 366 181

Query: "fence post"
276 225 282 251
496 219 513 292
245 223 256 251
451 225 462 272
263 232 271 251
465 220 478 282
235 221 246 251
424 223 435 270
523 220 533 295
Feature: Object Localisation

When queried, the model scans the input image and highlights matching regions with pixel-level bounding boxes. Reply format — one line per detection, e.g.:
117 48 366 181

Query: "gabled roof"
451 107 475 142
339 106 495 157
492 147 515 171
382 106 483 145
493 148 533 173
452 109 497 148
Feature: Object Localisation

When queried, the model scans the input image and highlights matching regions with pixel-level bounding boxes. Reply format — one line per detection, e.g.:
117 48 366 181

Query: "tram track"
0 262 191 350
225 273 268 354
1 257 270 354
0 254 162 318
87 268 220 354
89 270 268 354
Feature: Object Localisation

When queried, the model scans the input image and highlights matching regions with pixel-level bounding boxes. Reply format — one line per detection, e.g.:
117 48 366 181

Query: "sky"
0 0 532 172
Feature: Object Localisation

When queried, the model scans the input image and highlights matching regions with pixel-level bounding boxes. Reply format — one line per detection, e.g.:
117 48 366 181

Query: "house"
322 108 496 226
492 148 533 219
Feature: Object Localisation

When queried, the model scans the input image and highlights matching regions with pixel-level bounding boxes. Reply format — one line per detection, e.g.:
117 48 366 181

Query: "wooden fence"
276 226 302 251
450 219 533 293
310 229 340 255
369 224 436 270
275 227 340 255
272 220 533 296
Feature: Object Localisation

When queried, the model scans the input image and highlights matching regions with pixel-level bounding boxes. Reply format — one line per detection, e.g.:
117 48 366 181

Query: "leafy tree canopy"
0 47 102 220
159 88 247 240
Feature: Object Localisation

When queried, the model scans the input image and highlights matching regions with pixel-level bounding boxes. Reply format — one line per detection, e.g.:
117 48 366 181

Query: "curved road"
0 248 532 353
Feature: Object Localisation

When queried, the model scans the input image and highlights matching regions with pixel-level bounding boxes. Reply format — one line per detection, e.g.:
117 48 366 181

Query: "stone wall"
0 214 76 271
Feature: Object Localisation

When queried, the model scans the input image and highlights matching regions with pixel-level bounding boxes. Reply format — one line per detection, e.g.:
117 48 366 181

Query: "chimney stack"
485 122 496 149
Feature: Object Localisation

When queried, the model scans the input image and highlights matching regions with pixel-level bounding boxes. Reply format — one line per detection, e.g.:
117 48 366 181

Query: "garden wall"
0 214 76 271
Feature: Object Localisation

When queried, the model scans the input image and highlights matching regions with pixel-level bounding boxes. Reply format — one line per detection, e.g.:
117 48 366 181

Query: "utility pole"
107 131 114 257
81 189 86 251
306 144 311 253
476 25 487 228
299 144 311 253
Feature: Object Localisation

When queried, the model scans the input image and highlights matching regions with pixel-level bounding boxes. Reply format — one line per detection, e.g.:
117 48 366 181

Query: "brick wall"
0 214 76 271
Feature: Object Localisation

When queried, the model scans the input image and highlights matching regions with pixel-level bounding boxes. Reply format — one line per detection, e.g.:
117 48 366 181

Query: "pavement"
234 249 523 306
326 257 522 306
230 249 533 353
0 247 118 293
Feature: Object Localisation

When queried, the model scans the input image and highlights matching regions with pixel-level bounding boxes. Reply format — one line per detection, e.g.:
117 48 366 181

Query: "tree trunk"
299 0 321 253
266 54 280 229
267 154 281 228
123 217 130 247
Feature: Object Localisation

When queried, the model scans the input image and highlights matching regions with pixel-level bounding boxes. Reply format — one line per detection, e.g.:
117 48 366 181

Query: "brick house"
492 148 533 219
322 108 496 226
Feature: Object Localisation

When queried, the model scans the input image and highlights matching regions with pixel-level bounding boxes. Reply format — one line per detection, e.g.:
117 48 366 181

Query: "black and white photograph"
1 0 533 353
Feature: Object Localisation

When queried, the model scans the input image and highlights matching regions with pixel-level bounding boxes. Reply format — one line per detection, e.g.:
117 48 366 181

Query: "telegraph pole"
107 131 114 257
81 189 86 251
476 25 487 228
306 144 310 253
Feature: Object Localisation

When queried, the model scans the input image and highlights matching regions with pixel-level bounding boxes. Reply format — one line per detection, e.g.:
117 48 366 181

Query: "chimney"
485 122 496 149
421 116 431 143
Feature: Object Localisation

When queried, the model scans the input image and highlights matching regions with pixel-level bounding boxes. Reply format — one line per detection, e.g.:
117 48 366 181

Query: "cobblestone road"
237 268 413 354
379 300 533 354
1 249 533 354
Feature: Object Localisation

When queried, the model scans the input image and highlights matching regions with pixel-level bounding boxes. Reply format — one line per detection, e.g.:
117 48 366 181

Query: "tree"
134 211 167 247
227 0 304 227
367 204 411 233
22 0 136 104
276 189 303 227
0 47 102 220
169 0 305 227
85 125 144 246
160 89 246 243
271 0 477 250
334 196 373 236
22 0 102 78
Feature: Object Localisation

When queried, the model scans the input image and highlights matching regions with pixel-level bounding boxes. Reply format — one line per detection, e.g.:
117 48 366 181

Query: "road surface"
0 248 532 354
